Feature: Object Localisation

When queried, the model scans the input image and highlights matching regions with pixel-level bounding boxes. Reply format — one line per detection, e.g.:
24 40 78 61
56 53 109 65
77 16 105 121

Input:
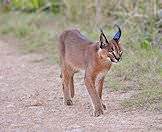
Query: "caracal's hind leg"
61 65 74 106
69 73 75 98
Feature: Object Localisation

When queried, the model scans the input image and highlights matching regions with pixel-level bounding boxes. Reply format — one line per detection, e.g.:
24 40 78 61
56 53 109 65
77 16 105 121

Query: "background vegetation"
0 0 161 111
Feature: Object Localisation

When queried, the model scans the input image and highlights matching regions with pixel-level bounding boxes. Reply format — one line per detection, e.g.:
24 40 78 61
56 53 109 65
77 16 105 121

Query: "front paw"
94 108 103 117
65 99 73 106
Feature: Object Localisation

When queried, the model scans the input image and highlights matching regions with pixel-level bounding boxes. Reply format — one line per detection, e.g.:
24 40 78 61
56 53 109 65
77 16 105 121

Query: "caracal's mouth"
110 58 118 63
106 57 121 64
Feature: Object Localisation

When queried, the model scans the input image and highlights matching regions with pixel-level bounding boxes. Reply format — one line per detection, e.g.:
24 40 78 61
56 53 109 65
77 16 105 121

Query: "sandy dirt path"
0 40 161 132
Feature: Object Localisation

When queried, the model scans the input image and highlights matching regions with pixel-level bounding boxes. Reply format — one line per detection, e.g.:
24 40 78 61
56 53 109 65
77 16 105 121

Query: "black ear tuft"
99 28 109 48
113 24 121 42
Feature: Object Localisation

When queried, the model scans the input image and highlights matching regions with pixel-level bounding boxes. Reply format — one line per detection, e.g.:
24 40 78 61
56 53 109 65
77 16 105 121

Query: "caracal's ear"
99 28 109 49
113 24 122 42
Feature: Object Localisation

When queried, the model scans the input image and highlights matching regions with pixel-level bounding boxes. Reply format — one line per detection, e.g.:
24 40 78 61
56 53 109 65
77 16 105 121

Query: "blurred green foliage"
11 0 44 10
140 40 151 49
0 0 61 13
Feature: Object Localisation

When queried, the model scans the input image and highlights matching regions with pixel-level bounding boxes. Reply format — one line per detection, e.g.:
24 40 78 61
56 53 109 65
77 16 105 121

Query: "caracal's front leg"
84 71 103 117
96 77 106 110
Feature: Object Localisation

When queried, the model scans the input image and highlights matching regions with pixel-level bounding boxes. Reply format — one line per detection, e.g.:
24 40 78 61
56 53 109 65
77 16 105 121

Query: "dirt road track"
0 40 161 132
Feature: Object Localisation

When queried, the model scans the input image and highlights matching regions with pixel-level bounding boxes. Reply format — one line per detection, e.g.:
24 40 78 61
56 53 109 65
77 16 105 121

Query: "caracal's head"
97 25 123 63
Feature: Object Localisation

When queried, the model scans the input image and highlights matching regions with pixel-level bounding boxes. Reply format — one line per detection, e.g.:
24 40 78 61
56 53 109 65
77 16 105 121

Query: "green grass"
0 11 161 111
108 49 162 110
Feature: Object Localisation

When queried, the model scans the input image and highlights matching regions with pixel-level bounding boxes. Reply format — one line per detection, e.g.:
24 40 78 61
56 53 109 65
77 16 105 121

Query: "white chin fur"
113 59 118 63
